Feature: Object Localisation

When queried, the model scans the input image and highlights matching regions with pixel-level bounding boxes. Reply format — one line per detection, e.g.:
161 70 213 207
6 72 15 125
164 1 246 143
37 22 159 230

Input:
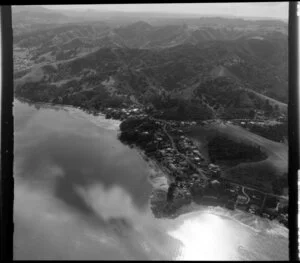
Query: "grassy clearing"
186 121 288 194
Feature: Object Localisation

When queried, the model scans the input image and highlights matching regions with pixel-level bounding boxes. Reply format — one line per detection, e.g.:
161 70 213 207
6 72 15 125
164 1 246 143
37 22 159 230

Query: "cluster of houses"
145 125 196 181
218 179 288 227
103 105 147 120
106 104 288 227
222 55 243 67
234 118 286 128
137 120 228 209
119 117 217 207
14 49 33 73
230 109 286 125
176 136 205 162
247 200 288 227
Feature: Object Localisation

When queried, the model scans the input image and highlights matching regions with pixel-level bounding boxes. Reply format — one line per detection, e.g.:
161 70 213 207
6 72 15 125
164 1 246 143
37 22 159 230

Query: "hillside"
12 5 71 35
13 10 288 120
186 122 288 194
14 39 288 119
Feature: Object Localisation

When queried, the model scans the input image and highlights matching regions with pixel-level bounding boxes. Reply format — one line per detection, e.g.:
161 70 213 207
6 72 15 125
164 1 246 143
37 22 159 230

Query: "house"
192 174 199 179
252 195 261 200
250 204 260 210
249 208 255 214
237 195 248 204
211 180 221 191
211 180 220 185
262 213 270 219
209 164 219 169
194 157 200 161
193 150 201 155
249 204 260 214
168 163 177 171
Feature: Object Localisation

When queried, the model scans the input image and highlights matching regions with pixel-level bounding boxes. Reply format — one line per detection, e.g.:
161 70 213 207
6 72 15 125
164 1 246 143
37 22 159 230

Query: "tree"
263 99 273 116
167 183 176 202
177 101 185 115
249 109 255 119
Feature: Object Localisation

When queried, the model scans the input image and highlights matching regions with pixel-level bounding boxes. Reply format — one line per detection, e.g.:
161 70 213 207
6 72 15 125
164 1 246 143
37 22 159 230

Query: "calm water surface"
13 99 288 260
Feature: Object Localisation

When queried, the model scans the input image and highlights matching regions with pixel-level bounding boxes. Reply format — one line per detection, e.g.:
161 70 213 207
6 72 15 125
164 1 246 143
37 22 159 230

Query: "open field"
185 121 288 194
244 88 288 114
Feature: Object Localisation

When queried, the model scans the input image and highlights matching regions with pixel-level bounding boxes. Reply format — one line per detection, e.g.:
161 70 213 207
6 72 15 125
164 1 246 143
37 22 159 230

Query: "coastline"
15 97 175 210
16 97 200 219
136 148 172 190
15 96 97 113
15 97 289 228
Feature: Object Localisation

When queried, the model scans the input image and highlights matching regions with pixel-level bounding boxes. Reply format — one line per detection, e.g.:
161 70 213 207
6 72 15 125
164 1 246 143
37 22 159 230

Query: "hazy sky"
45 2 289 20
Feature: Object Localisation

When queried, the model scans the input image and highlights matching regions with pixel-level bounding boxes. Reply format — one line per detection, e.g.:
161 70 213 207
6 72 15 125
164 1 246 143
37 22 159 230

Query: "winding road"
241 186 250 204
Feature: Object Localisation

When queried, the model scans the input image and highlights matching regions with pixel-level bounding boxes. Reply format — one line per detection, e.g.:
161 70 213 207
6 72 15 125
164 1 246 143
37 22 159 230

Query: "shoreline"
167 204 288 239
136 148 172 189
15 97 289 228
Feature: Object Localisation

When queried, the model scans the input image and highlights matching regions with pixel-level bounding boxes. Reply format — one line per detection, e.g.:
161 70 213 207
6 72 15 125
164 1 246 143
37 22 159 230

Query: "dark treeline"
14 81 128 113
149 94 214 121
208 135 268 163
246 122 288 143
119 118 159 148
271 174 288 195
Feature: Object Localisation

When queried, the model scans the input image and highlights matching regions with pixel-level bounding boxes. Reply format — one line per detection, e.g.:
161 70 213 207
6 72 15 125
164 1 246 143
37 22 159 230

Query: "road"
222 177 288 201
241 186 250 204
149 116 288 201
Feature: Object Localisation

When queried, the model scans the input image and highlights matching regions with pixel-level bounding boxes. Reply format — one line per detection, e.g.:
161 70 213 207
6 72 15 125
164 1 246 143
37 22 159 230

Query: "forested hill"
13 7 288 120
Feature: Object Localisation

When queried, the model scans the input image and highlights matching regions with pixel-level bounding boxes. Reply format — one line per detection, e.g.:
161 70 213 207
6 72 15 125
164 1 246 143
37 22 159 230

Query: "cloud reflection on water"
14 100 289 260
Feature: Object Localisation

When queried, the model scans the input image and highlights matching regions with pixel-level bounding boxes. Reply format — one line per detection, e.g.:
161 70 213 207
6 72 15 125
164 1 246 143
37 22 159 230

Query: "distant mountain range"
13 6 288 120
12 5 288 35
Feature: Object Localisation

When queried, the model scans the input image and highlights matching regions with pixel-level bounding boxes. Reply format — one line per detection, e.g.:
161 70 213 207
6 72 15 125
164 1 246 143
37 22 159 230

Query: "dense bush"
208 135 268 163
119 118 144 132
247 122 288 142
272 175 288 195
14 78 127 112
